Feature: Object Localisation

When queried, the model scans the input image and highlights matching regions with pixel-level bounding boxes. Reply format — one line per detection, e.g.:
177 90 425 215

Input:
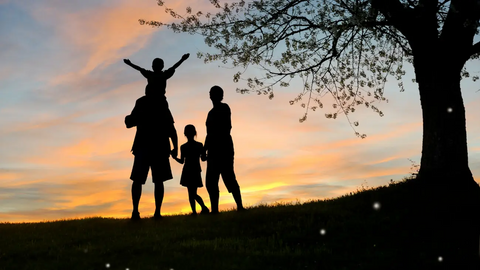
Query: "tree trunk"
371 0 480 266
414 61 480 268
416 67 473 184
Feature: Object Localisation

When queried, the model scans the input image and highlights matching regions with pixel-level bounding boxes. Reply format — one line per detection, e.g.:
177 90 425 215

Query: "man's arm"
125 115 136 128
124 59 143 71
225 104 232 132
203 134 209 152
201 143 207 161
168 53 189 70
125 98 142 128
170 124 179 158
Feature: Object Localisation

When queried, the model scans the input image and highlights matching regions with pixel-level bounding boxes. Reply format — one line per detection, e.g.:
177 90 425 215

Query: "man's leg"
232 190 245 211
131 182 142 219
153 182 164 217
151 157 171 218
130 154 149 220
222 158 245 211
206 160 220 213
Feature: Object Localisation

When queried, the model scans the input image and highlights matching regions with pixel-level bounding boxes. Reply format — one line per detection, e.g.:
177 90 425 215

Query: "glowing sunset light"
241 182 290 193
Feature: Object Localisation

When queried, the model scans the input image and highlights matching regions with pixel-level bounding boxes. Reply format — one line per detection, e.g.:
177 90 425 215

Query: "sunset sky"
1 0 479 223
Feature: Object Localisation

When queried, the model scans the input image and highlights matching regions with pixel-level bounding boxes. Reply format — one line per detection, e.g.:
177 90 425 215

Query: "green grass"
1 177 478 270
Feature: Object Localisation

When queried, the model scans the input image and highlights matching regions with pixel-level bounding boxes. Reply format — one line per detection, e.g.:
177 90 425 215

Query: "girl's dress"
179 141 204 188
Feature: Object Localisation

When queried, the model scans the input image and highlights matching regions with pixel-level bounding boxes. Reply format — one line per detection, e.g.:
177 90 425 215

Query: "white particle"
373 202 381 210
320 229 326 235
438 256 443 262
106 263 110 268
447 107 453 113
126 268 130 270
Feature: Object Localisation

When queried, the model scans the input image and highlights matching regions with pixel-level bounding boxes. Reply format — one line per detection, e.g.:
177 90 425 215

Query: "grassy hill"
0 177 478 270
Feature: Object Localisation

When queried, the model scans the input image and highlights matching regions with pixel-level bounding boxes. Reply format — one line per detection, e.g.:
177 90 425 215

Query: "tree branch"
440 0 480 62
370 0 416 38
270 52 337 76
242 0 309 36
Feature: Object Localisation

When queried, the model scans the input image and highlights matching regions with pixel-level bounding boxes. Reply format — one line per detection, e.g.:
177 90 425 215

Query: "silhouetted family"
124 54 245 220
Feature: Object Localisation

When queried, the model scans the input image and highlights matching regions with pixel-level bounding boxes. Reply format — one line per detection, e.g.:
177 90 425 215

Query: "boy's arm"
169 53 189 70
124 59 143 71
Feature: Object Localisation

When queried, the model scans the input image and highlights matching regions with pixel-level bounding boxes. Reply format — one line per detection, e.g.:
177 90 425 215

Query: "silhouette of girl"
173 124 210 215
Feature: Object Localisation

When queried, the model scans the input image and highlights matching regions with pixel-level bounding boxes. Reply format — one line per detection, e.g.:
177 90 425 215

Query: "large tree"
143 1 480 264
142 0 480 189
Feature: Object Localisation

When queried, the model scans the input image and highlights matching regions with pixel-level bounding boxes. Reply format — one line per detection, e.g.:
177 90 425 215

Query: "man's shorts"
130 153 172 184
205 157 240 193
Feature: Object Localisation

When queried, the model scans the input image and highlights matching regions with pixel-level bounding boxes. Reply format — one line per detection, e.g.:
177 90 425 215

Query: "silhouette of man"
125 92 178 220
204 85 245 213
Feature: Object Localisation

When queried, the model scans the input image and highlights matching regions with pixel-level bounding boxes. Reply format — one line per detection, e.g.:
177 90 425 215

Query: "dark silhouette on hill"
125 94 178 220
123 54 189 220
173 124 209 215
204 85 246 214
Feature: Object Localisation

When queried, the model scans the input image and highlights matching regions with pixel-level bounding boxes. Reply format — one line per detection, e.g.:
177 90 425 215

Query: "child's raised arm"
168 53 190 70
123 59 143 71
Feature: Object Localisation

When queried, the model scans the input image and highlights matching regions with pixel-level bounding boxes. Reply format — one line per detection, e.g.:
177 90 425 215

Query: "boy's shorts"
130 154 172 184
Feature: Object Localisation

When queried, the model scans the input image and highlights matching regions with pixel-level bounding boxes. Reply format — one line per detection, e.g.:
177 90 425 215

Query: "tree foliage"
140 0 480 137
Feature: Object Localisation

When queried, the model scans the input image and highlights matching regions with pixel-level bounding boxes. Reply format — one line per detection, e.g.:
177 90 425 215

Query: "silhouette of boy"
124 56 192 220
204 85 246 213
124 53 189 100
173 124 209 215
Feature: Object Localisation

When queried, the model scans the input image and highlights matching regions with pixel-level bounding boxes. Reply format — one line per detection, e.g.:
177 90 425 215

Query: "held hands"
171 148 184 164
123 59 132 65
181 53 190 61
172 156 182 164
171 148 178 159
